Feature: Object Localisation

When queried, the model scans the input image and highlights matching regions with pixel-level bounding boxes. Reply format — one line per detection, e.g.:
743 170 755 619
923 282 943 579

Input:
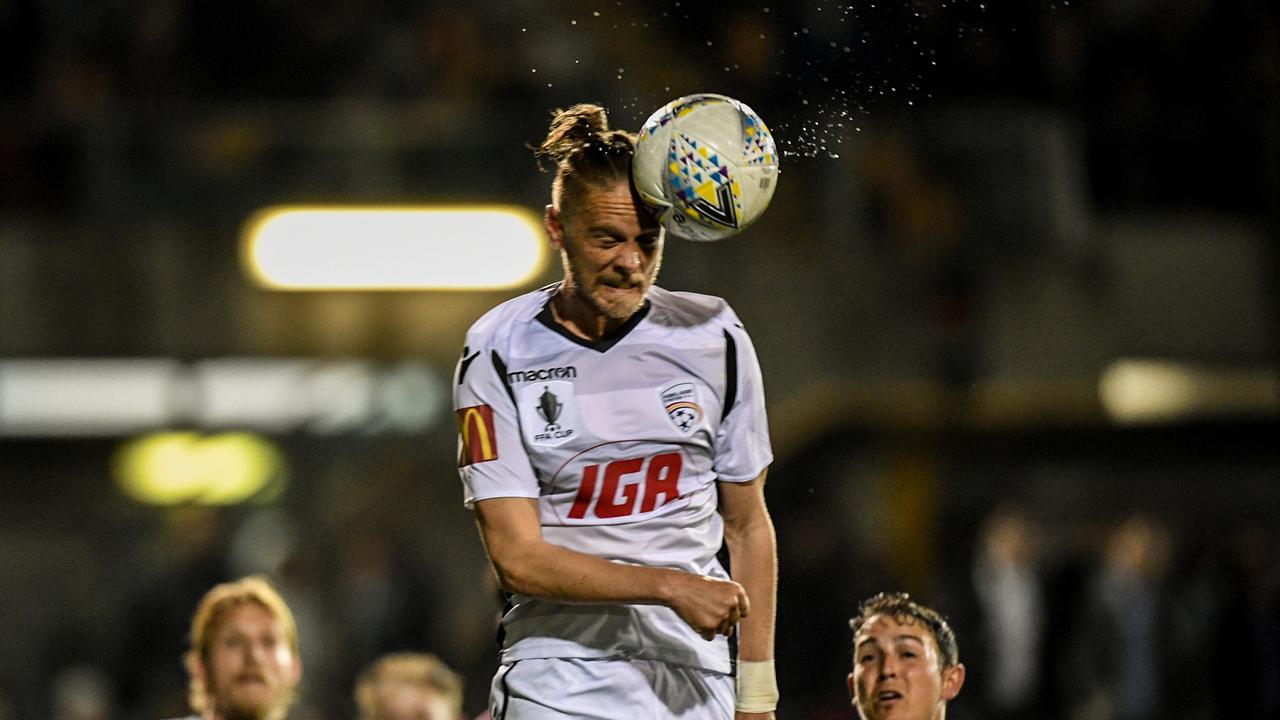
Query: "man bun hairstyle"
535 103 636 217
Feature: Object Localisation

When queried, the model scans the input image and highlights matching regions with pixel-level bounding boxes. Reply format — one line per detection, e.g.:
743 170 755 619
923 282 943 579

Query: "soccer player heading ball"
454 102 779 719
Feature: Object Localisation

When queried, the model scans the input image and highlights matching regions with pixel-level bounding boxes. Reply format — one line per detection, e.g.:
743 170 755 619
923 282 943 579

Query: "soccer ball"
632 93 779 241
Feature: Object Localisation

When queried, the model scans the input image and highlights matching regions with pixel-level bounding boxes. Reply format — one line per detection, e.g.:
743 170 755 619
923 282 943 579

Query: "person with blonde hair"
169 576 302 720
355 653 464 720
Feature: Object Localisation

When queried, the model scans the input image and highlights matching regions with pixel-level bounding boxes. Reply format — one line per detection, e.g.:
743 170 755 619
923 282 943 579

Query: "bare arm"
719 470 778 719
473 496 749 639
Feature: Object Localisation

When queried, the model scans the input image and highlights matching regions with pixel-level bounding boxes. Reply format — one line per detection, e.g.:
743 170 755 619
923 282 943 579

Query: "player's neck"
550 289 628 342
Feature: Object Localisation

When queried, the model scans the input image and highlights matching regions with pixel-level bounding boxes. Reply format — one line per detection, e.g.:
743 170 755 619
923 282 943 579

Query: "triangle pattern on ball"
672 131 740 228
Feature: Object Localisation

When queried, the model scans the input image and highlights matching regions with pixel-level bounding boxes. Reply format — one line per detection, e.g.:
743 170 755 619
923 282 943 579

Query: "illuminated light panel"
0 357 444 436
194 358 314 431
242 205 547 290
1100 359 1280 424
113 432 286 506
0 359 179 435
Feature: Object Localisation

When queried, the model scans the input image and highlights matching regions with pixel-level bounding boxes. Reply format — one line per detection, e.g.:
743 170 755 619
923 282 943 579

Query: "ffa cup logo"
660 382 704 435
519 381 578 446
536 386 563 431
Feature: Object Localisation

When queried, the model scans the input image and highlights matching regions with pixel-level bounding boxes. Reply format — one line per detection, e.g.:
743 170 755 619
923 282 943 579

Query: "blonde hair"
355 652 464 720
183 575 300 714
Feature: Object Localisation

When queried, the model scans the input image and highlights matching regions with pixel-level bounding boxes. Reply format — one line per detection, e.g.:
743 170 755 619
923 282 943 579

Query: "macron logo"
507 366 578 384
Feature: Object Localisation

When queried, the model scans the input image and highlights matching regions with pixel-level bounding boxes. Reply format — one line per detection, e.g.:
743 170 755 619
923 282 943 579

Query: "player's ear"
847 672 855 700
288 651 303 686
185 650 207 687
940 663 965 701
545 204 565 250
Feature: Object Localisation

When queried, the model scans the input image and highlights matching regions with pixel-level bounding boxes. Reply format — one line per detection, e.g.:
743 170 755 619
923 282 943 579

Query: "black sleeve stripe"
721 329 738 422
456 347 480 385
491 350 517 406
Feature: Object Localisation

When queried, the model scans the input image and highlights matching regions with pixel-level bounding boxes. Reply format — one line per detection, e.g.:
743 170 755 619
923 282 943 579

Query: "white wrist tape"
736 659 779 713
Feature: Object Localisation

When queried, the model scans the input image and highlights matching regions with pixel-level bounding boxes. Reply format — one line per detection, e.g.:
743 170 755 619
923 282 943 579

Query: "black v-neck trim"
535 298 651 353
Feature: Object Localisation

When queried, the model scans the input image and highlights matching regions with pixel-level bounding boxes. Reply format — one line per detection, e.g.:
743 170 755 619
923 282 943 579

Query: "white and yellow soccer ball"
632 93 779 241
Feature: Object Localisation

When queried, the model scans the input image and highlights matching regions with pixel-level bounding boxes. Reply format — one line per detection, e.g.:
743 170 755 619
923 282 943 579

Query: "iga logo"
568 452 683 520
660 382 704 434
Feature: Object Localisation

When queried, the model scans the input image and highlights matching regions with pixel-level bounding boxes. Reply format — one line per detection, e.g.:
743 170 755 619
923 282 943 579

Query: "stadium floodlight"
242 205 548 290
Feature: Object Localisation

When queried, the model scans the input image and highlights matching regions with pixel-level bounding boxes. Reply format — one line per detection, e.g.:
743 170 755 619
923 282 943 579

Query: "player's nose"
878 656 898 679
613 241 643 271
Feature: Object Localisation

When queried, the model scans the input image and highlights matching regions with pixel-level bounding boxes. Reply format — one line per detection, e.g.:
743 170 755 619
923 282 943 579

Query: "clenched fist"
664 572 751 641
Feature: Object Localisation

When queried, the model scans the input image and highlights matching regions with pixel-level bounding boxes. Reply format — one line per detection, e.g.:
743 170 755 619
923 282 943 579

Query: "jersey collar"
535 294 652 353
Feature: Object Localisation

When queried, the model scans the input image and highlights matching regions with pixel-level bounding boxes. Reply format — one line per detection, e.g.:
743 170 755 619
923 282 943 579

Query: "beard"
207 672 289 720
221 706 271 720
561 251 662 321
216 694 285 720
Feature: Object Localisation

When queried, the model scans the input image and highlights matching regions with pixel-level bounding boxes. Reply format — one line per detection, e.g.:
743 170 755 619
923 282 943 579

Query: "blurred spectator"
354 652 464 720
175 576 303 720
50 665 115 720
1073 515 1170 720
971 505 1046 720
1214 523 1280 718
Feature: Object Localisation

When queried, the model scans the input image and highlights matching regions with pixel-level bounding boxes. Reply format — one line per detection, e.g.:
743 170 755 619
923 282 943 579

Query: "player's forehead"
215 601 282 636
570 181 658 232
380 681 437 705
854 612 934 648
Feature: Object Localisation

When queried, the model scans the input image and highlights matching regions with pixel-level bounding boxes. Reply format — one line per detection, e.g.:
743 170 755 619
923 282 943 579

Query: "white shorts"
488 657 735 720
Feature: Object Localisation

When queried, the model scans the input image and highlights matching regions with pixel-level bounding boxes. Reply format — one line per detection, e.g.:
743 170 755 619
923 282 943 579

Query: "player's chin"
224 697 273 719
223 685 278 713
594 286 646 319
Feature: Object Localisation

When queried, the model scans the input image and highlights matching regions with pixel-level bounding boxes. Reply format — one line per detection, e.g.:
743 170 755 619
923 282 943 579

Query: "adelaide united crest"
660 382 704 435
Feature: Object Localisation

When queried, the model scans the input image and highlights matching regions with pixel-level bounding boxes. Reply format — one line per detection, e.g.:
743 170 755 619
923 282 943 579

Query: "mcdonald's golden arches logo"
457 404 498 466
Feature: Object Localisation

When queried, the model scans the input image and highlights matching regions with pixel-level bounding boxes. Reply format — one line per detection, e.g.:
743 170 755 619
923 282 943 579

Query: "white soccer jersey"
454 283 772 674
